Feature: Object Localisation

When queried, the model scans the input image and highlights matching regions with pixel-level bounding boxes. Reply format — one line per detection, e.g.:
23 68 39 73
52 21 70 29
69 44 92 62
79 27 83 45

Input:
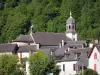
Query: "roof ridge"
34 32 65 34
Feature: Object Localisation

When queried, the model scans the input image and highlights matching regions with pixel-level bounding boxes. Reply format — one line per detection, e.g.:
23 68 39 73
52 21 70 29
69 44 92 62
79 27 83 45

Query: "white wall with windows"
57 61 77 75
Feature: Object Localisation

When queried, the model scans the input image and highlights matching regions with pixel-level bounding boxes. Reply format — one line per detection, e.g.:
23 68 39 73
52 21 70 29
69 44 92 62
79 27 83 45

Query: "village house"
88 43 100 75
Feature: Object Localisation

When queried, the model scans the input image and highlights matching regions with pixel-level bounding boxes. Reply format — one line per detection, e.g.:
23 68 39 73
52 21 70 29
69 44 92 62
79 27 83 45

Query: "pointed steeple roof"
66 11 75 24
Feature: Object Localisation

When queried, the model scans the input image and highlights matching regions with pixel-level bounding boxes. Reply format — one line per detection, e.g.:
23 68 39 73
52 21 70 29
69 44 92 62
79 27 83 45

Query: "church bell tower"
66 11 77 41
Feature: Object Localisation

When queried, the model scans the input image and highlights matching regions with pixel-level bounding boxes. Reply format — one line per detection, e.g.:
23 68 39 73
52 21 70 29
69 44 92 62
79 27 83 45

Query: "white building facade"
57 61 77 75
88 45 100 75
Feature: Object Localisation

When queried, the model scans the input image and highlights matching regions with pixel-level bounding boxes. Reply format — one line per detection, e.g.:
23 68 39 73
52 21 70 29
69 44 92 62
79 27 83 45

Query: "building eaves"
17 45 36 52
0 44 18 53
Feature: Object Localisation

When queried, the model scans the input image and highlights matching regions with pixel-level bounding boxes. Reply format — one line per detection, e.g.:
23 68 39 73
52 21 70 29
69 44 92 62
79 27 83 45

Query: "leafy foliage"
0 0 100 42
80 68 98 75
45 58 60 75
11 69 24 75
29 51 48 75
29 51 60 75
0 54 18 75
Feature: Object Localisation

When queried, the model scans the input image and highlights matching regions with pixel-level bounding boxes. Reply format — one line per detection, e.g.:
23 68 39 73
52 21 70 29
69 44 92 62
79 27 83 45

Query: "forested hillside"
0 0 100 43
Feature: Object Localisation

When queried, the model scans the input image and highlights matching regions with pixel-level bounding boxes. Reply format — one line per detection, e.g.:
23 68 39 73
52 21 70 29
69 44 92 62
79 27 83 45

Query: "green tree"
0 54 18 75
45 58 60 75
11 69 24 75
80 68 98 75
29 51 48 75
29 51 60 75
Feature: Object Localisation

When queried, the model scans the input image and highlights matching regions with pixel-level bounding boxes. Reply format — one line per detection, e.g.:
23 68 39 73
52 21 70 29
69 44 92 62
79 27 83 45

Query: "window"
94 52 97 60
69 25 71 29
73 64 76 71
63 64 65 71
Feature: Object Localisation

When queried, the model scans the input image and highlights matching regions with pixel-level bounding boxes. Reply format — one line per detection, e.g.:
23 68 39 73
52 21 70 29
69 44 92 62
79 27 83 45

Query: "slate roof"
40 46 58 49
56 48 90 63
40 48 51 55
76 54 89 67
55 41 88 56
70 48 91 53
17 45 36 52
66 41 87 46
13 35 34 43
32 32 71 45
54 41 90 61
60 54 78 62
0 44 18 53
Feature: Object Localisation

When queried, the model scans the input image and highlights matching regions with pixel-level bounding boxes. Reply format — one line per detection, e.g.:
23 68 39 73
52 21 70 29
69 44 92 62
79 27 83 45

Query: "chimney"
64 50 67 58
62 40 64 46
76 54 78 59
59 43 62 48
68 47 70 51
65 50 67 53
82 44 84 48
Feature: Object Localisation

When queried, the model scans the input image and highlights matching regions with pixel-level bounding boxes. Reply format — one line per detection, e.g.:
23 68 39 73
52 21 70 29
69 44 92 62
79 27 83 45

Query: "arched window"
72 25 74 29
94 52 97 60
69 25 71 29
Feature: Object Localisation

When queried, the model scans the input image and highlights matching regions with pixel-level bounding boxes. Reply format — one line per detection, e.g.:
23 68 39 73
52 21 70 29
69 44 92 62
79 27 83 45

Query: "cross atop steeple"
70 11 72 18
